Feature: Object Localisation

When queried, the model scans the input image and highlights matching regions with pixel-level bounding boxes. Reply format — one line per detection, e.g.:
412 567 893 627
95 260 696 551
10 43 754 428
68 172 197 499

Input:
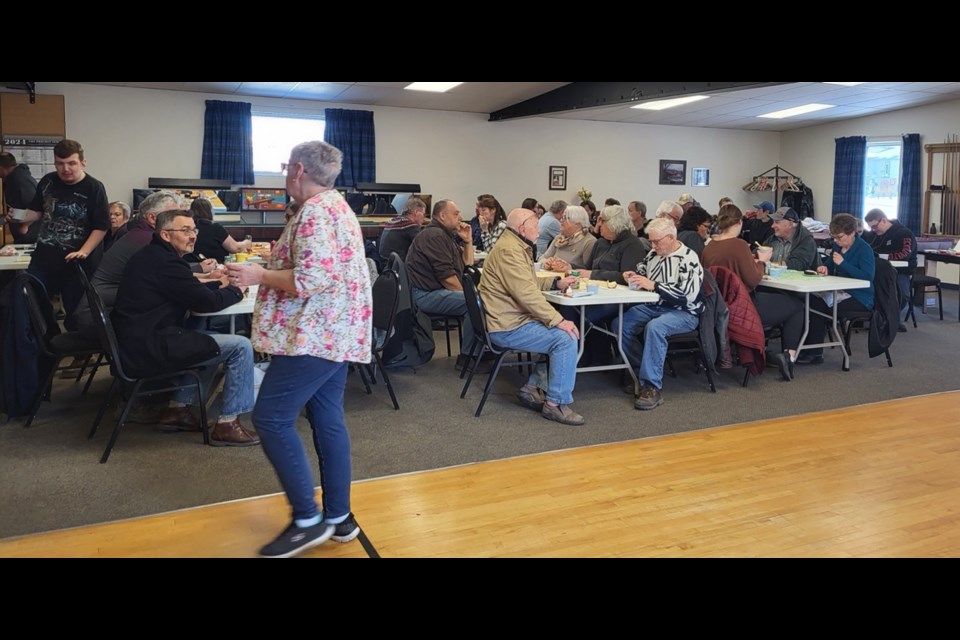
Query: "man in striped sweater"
613 217 704 410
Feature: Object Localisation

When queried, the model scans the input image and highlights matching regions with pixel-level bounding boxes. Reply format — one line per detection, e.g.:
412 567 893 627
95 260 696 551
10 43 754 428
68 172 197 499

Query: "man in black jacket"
864 208 917 319
112 210 259 446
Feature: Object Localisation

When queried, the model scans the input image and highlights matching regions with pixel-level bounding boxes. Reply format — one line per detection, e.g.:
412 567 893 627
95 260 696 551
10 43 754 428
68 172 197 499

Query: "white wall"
782 97 960 225
33 82 780 219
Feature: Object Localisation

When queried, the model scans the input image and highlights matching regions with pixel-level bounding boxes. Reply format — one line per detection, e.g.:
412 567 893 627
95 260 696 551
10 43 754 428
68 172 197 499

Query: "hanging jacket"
868 256 899 358
709 265 766 376
0 273 57 419
382 251 436 368
697 269 729 374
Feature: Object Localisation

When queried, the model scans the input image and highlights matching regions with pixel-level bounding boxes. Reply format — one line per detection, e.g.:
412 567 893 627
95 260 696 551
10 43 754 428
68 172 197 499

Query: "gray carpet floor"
2 293 959 540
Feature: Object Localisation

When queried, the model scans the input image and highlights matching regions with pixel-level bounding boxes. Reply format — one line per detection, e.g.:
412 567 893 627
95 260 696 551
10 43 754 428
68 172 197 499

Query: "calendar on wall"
2 135 62 180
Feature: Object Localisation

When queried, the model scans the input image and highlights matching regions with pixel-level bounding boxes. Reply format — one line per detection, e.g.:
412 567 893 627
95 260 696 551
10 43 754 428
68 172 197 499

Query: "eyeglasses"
280 161 298 176
650 236 673 245
867 221 880 230
831 233 849 241
518 216 538 230
164 227 198 236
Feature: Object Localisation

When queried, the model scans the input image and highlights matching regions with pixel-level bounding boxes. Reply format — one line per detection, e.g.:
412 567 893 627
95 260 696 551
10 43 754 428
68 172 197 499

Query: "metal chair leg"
25 358 60 428
100 379 144 463
374 352 399 410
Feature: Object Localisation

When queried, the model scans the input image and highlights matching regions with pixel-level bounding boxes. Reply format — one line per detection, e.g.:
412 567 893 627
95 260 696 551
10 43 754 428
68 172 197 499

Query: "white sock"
295 515 322 528
169 401 187 408
218 414 237 423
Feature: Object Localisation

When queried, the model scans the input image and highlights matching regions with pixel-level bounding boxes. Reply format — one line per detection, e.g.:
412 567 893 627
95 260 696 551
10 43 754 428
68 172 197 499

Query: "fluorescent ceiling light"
823 82 866 86
758 103 835 119
631 95 709 111
405 82 463 93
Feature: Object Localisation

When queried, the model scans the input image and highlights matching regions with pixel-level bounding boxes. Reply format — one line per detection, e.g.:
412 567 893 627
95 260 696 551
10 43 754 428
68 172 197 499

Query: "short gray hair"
549 200 567 215
404 197 426 216
289 140 343 188
656 200 682 220
138 190 181 217
562 205 590 230
109 201 131 219
600 204 633 235
646 217 677 239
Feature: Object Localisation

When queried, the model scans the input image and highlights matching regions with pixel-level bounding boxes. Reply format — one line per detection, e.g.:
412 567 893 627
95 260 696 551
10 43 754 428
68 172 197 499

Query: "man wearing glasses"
864 208 916 321
112 210 260 446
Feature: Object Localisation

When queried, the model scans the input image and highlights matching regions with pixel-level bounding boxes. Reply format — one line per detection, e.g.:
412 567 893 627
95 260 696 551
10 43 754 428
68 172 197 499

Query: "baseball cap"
754 200 775 214
769 206 800 223
677 193 696 205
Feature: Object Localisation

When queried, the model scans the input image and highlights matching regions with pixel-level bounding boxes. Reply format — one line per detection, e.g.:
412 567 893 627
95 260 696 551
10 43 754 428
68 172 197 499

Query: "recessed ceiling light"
758 103 835 119
631 95 710 111
404 82 463 93
823 82 866 86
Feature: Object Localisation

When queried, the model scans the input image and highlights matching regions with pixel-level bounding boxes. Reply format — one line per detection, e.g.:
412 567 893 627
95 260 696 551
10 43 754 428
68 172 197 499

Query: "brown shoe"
158 406 203 432
210 419 261 447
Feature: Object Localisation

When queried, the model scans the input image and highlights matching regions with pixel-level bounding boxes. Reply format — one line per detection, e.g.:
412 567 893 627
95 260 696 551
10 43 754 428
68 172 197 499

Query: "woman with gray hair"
553 205 652 332
540 205 597 270
225 140 372 558
103 201 131 252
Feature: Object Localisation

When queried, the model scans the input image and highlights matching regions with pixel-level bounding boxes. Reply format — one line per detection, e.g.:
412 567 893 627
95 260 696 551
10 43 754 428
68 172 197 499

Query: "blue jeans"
174 333 254 417
490 321 578 405
252 356 351 522
413 287 476 354
612 305 698 390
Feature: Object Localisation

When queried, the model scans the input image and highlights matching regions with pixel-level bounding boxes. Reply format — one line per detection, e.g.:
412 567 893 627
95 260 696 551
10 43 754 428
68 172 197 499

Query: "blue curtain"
832 136 866 217
899 133 922 235
201 100 254 185
324 108 375 188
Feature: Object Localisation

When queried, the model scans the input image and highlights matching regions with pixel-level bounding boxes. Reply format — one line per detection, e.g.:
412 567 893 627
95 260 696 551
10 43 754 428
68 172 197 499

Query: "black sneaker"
331 514 360 543
259 521 335 558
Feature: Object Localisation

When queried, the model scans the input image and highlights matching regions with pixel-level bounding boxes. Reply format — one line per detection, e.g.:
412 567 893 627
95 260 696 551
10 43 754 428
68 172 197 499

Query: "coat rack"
741 165 802 209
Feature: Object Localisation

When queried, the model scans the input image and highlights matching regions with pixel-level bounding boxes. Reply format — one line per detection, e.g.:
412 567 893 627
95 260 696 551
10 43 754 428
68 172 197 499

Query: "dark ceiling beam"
1 82 36 103
489 82 794 121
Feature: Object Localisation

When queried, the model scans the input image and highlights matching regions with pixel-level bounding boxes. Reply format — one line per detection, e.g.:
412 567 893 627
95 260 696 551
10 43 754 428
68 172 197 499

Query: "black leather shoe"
898 323 908 333
773 352 794 381
795 353 824 365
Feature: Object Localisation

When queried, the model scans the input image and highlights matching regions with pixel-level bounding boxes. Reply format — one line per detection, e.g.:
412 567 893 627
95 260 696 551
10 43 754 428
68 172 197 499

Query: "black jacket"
0 273 56 418
112 235 243 377
869 255 899 358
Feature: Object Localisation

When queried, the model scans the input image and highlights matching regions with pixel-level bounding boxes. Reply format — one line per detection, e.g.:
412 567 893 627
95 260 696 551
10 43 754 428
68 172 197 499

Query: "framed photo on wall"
659 159 686 186
549 165 567 191
691 168 710 187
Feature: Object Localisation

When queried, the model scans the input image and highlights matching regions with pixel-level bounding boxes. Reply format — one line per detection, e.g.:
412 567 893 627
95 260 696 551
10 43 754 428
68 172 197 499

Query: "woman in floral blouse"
226 140 372 558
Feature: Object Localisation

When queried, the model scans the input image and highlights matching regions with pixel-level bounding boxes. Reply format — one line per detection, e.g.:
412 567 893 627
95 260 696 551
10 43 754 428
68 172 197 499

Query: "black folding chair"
459 273 546 417
357 269 401 410
79 268 211 463
19 273 104 428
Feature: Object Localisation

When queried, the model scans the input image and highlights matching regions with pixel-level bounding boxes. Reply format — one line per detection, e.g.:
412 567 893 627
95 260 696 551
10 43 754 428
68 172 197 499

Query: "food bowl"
768 264 788 277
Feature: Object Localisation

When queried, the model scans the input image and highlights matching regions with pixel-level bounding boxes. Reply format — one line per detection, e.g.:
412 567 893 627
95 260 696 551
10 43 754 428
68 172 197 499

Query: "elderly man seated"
760 206 820 272
612 217 704 411
112 209 259 446
656 200 683 227
479 208 584 426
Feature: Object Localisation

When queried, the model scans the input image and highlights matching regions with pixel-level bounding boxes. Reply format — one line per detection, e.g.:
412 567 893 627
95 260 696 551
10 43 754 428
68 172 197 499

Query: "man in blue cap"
740 200 775 246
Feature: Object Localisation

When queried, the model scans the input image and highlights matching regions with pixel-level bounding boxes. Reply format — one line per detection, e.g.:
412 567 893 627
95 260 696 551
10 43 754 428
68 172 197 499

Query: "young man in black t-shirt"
23 139 109 330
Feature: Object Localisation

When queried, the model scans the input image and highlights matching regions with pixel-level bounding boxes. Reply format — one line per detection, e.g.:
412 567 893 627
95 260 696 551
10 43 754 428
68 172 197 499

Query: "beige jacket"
479 229 562 333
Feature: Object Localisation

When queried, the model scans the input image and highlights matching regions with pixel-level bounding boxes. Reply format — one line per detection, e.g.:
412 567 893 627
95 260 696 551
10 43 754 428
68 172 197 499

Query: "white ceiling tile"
288 82 352 100
183 82 242 93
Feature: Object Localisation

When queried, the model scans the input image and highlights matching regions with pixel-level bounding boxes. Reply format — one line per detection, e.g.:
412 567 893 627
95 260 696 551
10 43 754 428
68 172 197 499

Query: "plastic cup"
587 284 599 295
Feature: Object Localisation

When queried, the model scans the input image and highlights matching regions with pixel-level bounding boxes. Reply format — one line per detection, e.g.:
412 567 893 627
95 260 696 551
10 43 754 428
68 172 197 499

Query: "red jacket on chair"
708 266 766 375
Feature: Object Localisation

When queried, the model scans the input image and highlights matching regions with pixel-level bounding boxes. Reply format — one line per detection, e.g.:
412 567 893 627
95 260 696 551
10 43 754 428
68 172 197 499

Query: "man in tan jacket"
479 208 585 426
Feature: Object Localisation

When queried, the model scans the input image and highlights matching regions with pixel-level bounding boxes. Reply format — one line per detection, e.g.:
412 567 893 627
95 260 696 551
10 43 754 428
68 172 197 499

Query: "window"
863 139 902 220
251 113 325 175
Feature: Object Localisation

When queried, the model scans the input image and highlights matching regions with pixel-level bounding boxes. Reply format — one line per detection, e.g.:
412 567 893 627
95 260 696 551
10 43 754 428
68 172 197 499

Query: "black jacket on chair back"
112 235 243 377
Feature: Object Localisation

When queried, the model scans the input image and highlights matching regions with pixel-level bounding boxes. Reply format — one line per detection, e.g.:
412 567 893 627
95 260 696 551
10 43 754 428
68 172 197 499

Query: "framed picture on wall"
549 165 567 191
691 168 710 187
659 160 686 185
